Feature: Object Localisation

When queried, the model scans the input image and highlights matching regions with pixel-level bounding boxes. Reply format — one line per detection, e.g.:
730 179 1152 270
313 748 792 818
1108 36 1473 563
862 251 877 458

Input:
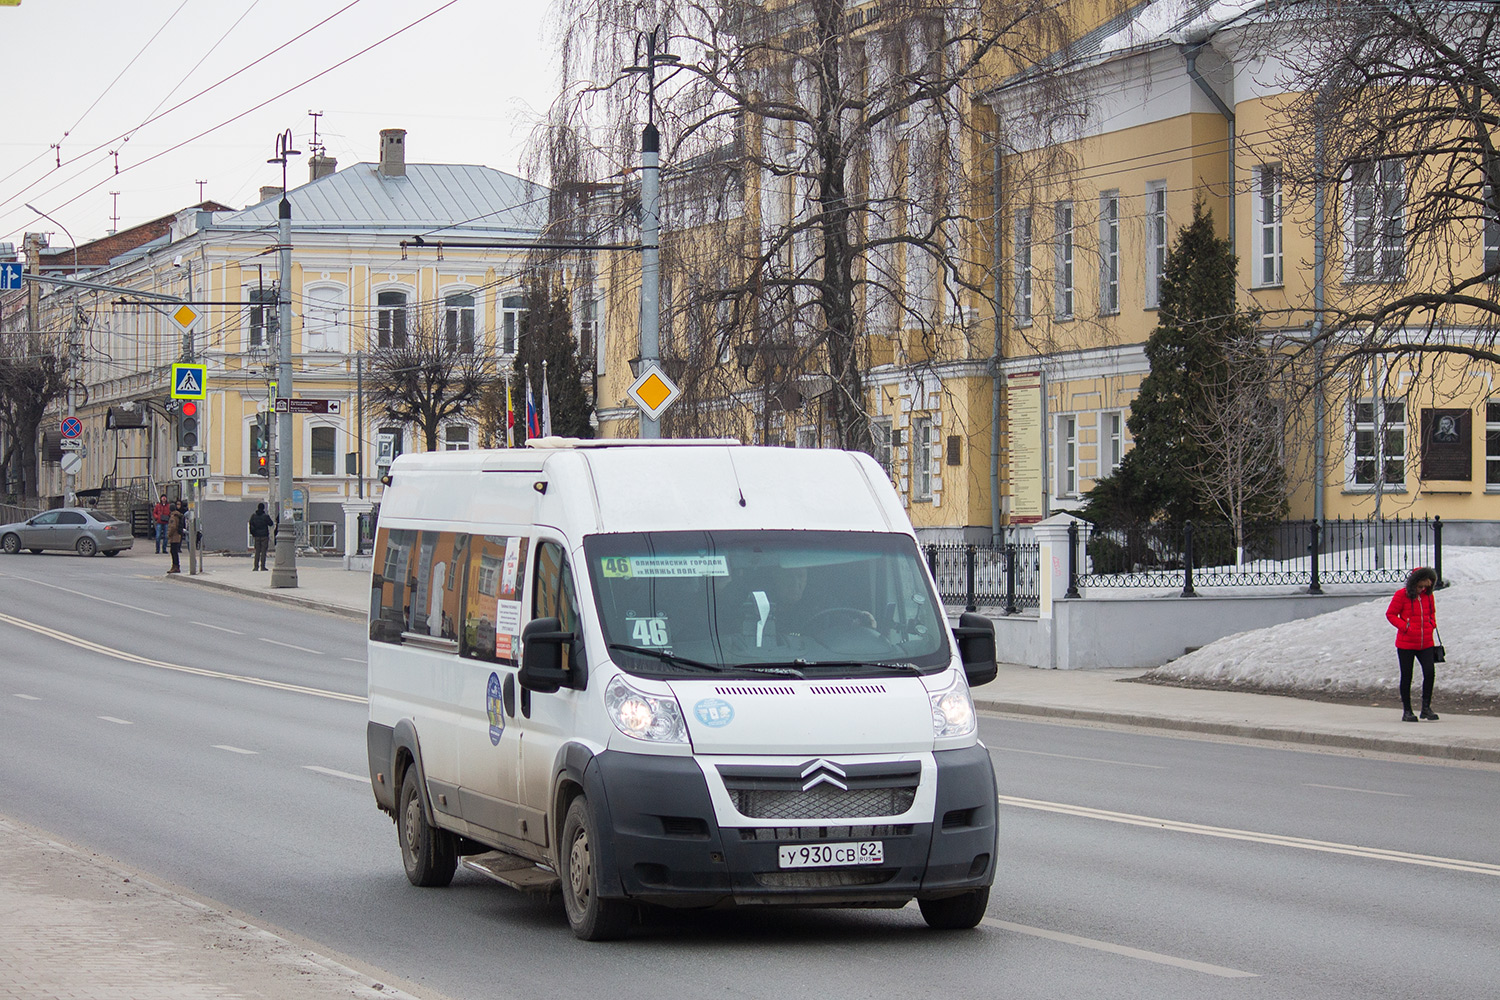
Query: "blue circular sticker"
694 698 734 728
487 672 505 745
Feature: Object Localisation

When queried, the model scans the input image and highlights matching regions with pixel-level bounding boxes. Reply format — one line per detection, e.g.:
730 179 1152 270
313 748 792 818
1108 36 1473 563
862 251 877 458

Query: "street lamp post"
626 26 678 440
24 203 80 507
267 130 301 589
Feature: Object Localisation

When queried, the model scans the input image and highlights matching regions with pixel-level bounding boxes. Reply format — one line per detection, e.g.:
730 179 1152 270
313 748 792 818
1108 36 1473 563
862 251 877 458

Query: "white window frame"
795 426 817 450
1056 414 1077 496
1255 165 1284 287
306 521 337 551
871 417 894 476
1054 201 1074 320
912 415 933 501
444 424 472 451
247 285 277 351
375 289 409 349
308 422 341 477
1145 181 1167 309
1486 400 1500 489
1103 410 1124 478
302 283 348 354
1344 158 1406 282
442 291 476 354
1099 191 1120 314
500 294 527 355
1349 398 1407 490
1013 209 1033 326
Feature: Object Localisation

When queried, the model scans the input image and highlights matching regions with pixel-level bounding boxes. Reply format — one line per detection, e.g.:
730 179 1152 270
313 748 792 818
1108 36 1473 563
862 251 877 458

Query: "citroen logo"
799 758 848 792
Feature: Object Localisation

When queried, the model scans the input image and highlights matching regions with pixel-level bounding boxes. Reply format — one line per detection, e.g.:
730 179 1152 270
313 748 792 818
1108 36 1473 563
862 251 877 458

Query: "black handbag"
1433 628 1446 663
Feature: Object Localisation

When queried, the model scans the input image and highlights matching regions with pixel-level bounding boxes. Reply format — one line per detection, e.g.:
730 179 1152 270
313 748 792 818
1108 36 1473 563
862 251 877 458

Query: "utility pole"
626 27 676 440
268 130 301 588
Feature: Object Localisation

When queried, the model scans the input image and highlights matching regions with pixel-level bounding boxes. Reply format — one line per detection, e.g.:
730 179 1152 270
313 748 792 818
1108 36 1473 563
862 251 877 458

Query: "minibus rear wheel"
918 887 990 930
560 796 631 941
398 767 457 887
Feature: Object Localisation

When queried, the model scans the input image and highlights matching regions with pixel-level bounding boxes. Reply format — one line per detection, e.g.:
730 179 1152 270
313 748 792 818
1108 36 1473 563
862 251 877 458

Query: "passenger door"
20 510 61 549
516 537 585 851
54 511 87 550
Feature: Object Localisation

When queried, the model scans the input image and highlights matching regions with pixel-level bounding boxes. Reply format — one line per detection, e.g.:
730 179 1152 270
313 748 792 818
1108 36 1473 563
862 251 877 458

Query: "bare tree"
0 332 70 500
365 303 496 452
1263 1 1500 372
535 0 1083 451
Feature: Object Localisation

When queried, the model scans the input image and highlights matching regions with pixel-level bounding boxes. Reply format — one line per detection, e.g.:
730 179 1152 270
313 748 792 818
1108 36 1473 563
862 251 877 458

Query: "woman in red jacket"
1385 566 1440 722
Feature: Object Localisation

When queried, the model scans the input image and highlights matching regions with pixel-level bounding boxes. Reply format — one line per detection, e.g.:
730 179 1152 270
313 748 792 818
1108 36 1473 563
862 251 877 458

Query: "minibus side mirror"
953 612 998 687
519 617 572 694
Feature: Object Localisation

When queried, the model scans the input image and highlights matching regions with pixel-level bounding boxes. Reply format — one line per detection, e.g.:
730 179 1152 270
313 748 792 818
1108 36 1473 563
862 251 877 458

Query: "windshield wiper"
793 659 923 675
607 643 726 673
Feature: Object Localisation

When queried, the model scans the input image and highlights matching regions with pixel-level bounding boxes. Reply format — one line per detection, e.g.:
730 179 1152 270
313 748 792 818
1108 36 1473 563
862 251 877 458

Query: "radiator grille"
730 784 916 820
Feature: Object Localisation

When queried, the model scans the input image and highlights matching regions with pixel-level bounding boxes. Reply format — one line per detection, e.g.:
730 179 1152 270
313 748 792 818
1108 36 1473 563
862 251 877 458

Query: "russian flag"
526 376 541 439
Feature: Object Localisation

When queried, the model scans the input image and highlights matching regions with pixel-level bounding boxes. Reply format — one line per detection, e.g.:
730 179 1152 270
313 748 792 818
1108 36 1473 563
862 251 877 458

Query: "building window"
1103 410 1124 478
1056 414 1077 496
912 416 933 500
1485 184 1500 277
445 424 471 451
871 418 893 476
306 522 337 550
310 425 338 476
248 286 277 350
578 293 599 359
1013 209 1033 326
1487 401 1500 487
795 426 817 449
443 292 475 353
500 295 526 354
1352 399 1406 488
1145 181 1167 308
1099 191 1119 314
1054 201 1074 320
377 291 408 349
1346 158 1405 282
1256 165 1283 287
303 285 347 353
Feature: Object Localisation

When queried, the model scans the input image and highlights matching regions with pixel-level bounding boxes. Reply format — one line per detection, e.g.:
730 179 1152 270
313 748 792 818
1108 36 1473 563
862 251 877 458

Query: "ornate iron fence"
1078 515 1442 595
924 540 1042 613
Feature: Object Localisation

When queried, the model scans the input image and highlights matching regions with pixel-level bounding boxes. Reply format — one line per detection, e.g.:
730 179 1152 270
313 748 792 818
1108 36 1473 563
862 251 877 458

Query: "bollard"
1004 542 1019 615
1307 520 1323 594
1434 515 1445 589
964 544 977 613
1065 520 1081 599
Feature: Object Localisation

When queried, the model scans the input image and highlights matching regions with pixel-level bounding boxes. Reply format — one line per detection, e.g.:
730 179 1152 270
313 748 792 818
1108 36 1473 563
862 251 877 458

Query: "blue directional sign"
171 363 208 400
0 261 22 291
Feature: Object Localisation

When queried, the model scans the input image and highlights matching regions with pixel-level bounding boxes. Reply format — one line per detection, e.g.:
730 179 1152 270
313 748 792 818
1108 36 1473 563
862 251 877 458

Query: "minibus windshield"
582 531 950 678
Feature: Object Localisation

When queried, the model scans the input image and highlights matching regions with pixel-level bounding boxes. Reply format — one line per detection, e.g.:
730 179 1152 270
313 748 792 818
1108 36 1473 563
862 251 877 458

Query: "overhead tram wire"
59 0 192 146
0 0 460 242
0 0 370 221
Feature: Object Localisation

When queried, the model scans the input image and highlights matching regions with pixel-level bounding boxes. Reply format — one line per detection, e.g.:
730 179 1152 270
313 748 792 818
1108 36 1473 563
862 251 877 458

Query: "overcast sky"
0 0 561 253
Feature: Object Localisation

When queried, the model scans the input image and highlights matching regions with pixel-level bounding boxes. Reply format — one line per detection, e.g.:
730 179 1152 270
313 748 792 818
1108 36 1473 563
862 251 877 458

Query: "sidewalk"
172 553 1500 765
0 816 431 1000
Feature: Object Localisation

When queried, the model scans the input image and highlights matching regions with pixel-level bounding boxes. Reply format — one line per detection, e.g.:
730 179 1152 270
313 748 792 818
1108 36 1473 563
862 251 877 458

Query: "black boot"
1420 706 1439 721
1402 709 1419 722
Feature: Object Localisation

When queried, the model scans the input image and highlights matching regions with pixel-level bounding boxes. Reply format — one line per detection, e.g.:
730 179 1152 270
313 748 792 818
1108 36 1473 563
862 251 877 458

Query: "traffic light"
176 400 200 450
251 413 270 476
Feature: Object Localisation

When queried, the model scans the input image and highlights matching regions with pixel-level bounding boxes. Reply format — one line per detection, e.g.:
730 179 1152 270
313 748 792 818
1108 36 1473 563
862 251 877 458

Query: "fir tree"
512 274 594 442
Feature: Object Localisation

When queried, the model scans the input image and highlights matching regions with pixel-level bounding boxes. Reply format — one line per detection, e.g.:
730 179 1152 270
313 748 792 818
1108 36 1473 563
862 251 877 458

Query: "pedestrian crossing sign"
171 363 208 400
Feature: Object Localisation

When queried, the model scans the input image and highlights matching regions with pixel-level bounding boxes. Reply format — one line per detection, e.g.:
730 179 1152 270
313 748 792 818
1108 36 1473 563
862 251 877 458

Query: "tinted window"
461 535 529 663
370 529 418 643
32 511 61 526
57 512 86 525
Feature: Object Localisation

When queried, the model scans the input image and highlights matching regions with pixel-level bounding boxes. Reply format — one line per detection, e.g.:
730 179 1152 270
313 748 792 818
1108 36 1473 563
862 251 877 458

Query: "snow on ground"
1144 547 1500 700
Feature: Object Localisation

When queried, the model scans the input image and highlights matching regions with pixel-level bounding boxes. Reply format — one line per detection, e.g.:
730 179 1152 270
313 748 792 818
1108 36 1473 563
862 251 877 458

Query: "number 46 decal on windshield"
628 617 671 646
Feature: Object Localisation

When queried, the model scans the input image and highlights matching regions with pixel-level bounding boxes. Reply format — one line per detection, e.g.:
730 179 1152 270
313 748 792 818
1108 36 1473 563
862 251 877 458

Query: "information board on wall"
1007 372 1045 524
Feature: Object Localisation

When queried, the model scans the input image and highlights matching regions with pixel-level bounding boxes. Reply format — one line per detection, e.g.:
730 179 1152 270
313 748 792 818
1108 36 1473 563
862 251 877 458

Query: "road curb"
167 572 365 621
975 699 1500 764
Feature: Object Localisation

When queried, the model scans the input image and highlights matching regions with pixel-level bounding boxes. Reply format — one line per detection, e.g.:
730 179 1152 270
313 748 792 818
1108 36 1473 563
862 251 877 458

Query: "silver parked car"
0 507 135 557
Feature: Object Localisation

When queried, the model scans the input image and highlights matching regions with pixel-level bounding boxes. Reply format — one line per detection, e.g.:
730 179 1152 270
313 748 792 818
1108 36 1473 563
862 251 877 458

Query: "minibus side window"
461 534 529 664
534 541 584 675
370 528 417 644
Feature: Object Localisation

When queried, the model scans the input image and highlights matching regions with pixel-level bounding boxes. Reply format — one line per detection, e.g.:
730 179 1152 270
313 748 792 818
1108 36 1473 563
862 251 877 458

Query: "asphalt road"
2 553 1497 1000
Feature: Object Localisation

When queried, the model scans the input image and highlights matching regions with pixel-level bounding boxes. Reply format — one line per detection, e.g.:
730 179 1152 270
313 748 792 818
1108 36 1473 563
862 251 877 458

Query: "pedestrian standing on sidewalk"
152 494 171 554
166 502 185 574
248 503 274 571
1386 566 1440 722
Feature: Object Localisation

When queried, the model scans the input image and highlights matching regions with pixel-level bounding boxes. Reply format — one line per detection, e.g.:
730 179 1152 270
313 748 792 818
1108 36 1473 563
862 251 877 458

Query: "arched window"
500 295 526 353
377 291 408 348
304 285 347 353
444 292 475 353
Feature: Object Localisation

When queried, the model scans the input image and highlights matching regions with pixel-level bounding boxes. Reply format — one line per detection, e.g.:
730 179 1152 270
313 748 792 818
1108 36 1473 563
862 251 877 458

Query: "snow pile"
1143 547 1500 700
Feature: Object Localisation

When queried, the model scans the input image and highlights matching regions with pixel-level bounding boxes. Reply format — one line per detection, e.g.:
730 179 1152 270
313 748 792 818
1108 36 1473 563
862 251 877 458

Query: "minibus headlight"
930 674 976 739
605 675 688 744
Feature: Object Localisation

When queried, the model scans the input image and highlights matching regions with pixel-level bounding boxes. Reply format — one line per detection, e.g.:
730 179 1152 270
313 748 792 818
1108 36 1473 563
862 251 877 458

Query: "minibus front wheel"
398 768 457 887
560 796 631 941
918 887 990 930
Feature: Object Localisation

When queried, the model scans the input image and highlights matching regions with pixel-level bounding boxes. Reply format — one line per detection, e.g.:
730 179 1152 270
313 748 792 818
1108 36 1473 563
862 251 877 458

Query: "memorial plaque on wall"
1420 408 1471 481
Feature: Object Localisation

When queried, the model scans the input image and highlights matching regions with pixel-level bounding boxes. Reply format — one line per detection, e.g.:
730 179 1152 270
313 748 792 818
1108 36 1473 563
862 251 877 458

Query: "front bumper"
583 744 997 908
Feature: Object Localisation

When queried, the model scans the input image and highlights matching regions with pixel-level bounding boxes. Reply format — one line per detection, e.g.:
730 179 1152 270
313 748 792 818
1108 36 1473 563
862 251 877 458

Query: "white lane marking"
999 795 1500 877
13 693 41 701
981 918 1258 979
258 637 324 655
992 746 1166 770
98 716 133 725
212 745 259 755
303 765 370 785
0 612 366 705
1304 783 1410 798
193 621 245 635
5 575 170 617
341 657 364 664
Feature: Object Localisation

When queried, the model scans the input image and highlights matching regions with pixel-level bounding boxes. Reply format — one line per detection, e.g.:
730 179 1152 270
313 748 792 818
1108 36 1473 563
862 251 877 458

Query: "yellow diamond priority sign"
170 303 202 332
627 363 681 421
